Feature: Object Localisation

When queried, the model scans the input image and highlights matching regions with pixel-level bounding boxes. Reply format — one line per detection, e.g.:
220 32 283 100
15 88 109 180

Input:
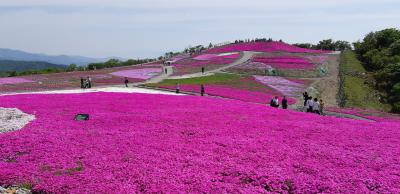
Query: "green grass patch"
341 51 367 73
340 51 389 111
148 73 242 87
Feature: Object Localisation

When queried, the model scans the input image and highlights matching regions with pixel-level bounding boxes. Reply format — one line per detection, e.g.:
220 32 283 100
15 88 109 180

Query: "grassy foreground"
339 51 388 110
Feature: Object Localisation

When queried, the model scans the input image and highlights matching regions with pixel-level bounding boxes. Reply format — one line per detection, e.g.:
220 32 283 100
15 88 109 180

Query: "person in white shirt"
270 96 280 108
312 98 321 115
306 97 314 112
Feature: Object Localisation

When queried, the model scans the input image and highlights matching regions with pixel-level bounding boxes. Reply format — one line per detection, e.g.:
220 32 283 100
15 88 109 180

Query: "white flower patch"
0 108 35 133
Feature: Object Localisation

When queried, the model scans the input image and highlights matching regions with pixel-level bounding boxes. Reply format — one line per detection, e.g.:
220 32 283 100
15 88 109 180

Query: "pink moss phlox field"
253 75 304 96
161 84 296 105
206 42 328 54
0 77 34 85
173 57 237 67
192 53 239 61
110 68 161 80
0 93 400 193
168 54 190 63
252 56 315 70
327 107 400 122
193 54 219 61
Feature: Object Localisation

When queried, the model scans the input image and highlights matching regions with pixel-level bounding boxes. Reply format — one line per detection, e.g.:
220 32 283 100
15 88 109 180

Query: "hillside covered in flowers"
0 92 399 193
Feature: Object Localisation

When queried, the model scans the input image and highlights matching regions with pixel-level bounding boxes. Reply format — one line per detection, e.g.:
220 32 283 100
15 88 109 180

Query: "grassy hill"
338 51 390 111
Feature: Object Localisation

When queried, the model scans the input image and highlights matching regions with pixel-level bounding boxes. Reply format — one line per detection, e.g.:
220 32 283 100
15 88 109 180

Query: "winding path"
168 51 256 80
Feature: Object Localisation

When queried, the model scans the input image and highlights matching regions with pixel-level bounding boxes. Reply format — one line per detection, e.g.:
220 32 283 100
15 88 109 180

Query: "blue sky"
0 0 399 58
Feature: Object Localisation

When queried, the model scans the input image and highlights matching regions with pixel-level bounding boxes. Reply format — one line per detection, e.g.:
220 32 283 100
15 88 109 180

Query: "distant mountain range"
0 60 66 72
0 48 123 66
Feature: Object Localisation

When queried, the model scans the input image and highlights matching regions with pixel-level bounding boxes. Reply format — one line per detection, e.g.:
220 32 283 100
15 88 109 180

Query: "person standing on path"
306 96 314 112
282 96 288 109
200 84 205 96
80 77 84 89
124 77 129 87
165 68 168 74
319 99 325 116
176 83 180 94
303 92 309 106
87 76 92 88
312 98 321 115
201 67 205 74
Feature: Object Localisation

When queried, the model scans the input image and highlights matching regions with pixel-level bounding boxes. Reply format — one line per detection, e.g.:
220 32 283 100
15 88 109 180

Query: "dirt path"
167 51 256 80
292 53 341 108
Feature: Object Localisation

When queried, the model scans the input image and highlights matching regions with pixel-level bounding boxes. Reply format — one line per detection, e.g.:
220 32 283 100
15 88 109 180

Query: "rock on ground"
0 186 31 194
0 108 35 134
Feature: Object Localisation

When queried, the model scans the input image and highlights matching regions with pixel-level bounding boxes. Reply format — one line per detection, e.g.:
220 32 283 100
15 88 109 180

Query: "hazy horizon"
1 0 399 59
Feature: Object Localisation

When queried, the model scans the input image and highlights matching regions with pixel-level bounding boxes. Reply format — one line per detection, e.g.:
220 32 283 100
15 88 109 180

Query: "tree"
354 28 400 113
104 59 121 68
334 41 352 51
390 40 400 55
293 43 313 49
315 39 335 50
66 64 77 72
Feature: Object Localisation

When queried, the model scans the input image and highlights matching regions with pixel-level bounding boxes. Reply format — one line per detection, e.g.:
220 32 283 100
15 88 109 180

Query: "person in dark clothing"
124 77 129 87
282 96 288 109
176 83 180 94
200 84 205 96
303 92 309 106
201 67 205 74
165 68 168 74
80 77 84 88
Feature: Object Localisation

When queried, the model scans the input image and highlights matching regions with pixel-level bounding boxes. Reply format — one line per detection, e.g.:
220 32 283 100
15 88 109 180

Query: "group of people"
80 77 92 89
303 92 325 115
270 96 289 109
269 92 325 115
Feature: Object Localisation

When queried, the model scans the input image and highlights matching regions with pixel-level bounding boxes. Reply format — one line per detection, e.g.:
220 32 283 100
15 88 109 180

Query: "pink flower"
0 78 34 85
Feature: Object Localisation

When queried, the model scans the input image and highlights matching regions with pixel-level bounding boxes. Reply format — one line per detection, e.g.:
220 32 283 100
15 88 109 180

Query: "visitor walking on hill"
176 83 180 94
84 79 89 89
165 68 168 74
80 77 84 89
270 96 279 108
201 67 205 74
124 77 129 87
87 76 92 88
313 98 321 115
200 84 205 96
319 99 325 116
306 96 314 112
282 96 288 109
303 92 309 106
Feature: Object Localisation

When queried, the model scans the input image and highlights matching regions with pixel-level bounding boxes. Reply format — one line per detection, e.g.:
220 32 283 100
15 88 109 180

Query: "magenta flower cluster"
110 68 161 80
251 56 315 70
161 84 296 105
0 93 399 193
206 42 328 54
0 77 34 85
